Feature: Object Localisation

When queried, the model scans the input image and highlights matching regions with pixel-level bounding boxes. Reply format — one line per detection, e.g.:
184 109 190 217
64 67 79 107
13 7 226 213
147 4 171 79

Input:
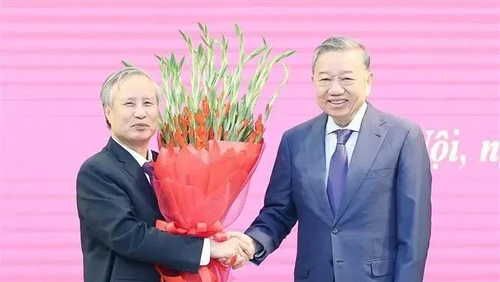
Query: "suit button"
329 259 333 266
332 228 339 234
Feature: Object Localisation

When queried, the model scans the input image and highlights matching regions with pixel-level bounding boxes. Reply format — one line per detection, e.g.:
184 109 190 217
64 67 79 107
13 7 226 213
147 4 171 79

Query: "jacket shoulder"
77 147 115 176
376 107 423 133
282 113 326 139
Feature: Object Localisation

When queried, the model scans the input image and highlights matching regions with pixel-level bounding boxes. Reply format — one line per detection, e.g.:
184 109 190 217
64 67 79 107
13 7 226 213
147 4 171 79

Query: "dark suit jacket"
246 103 432 282
76 137 204 282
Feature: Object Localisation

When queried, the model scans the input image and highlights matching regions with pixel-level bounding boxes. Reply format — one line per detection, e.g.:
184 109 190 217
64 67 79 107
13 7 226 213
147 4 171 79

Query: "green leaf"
121 60 133 67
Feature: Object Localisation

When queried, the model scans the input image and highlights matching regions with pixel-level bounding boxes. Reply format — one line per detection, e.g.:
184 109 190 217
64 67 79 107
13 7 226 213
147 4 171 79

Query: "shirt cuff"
200 238 210 265
253 239 265 258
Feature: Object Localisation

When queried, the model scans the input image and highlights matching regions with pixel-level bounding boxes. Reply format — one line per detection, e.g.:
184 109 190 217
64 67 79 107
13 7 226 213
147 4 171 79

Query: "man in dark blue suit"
76 67 253 282
231 37 432 281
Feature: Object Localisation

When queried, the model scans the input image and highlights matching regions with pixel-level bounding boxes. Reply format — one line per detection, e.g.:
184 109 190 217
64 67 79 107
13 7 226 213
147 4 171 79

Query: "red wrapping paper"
150 139 264 282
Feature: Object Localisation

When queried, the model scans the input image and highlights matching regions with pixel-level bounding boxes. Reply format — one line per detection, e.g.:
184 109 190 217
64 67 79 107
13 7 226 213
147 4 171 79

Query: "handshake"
209 231 258 269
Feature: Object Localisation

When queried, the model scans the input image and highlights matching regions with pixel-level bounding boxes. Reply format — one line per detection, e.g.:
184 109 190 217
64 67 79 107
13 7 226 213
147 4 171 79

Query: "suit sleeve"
394 124 432 282
245 132 298 264
76 162 204 273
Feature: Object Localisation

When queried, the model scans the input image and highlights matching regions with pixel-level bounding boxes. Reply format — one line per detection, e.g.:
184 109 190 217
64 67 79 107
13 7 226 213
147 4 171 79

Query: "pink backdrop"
1 0 499 281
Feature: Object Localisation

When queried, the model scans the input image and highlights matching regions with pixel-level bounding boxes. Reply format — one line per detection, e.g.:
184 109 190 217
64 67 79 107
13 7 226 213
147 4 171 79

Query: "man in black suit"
76 67 255 282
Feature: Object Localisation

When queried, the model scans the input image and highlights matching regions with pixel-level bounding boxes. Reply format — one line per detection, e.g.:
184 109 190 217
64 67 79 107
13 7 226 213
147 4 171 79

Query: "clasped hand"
210 231 255 269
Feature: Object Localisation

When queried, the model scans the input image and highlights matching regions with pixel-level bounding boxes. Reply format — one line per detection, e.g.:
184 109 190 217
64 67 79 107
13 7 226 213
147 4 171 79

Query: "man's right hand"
209 235 254 267
210 232 257 269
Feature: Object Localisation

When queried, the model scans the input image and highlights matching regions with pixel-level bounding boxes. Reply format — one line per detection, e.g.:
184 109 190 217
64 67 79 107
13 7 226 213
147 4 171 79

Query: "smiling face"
104 74 158 148
312 49 372 127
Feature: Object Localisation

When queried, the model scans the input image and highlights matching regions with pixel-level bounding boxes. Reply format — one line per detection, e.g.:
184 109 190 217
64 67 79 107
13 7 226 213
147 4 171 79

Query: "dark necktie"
142 161 154 185
326 129 353 215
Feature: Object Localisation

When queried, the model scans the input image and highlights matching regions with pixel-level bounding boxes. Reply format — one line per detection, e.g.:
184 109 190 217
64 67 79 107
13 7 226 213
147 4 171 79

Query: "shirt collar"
111 135 152 167
326 101 368 134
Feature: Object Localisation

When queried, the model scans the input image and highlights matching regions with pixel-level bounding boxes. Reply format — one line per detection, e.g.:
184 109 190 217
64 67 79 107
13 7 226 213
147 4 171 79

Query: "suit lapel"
302 113 335 226
106 138 158 203
332 105 387 225
123 161 157 200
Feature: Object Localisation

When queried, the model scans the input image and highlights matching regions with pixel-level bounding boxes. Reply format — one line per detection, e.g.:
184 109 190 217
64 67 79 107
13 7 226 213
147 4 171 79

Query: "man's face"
312 49 372 126
105 75 158 146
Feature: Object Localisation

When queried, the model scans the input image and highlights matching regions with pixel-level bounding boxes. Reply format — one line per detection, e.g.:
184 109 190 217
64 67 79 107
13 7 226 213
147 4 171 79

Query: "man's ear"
104 105 111 121
366 72 373 96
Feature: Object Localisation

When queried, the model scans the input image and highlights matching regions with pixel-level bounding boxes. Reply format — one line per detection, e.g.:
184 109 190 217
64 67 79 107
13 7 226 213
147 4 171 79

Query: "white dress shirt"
112 136 211 265
324 102 368 184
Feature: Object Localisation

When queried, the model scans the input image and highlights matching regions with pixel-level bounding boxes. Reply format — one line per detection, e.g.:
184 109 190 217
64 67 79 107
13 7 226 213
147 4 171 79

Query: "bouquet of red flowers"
123 23 295 282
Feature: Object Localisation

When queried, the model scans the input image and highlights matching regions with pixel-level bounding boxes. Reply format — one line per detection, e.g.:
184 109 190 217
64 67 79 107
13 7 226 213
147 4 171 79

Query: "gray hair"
312 36 371 73
100 66 162 128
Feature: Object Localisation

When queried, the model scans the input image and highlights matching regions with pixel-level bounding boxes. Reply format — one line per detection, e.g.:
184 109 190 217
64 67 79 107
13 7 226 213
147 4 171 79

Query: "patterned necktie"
142 161 154 185
326 129 353 215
